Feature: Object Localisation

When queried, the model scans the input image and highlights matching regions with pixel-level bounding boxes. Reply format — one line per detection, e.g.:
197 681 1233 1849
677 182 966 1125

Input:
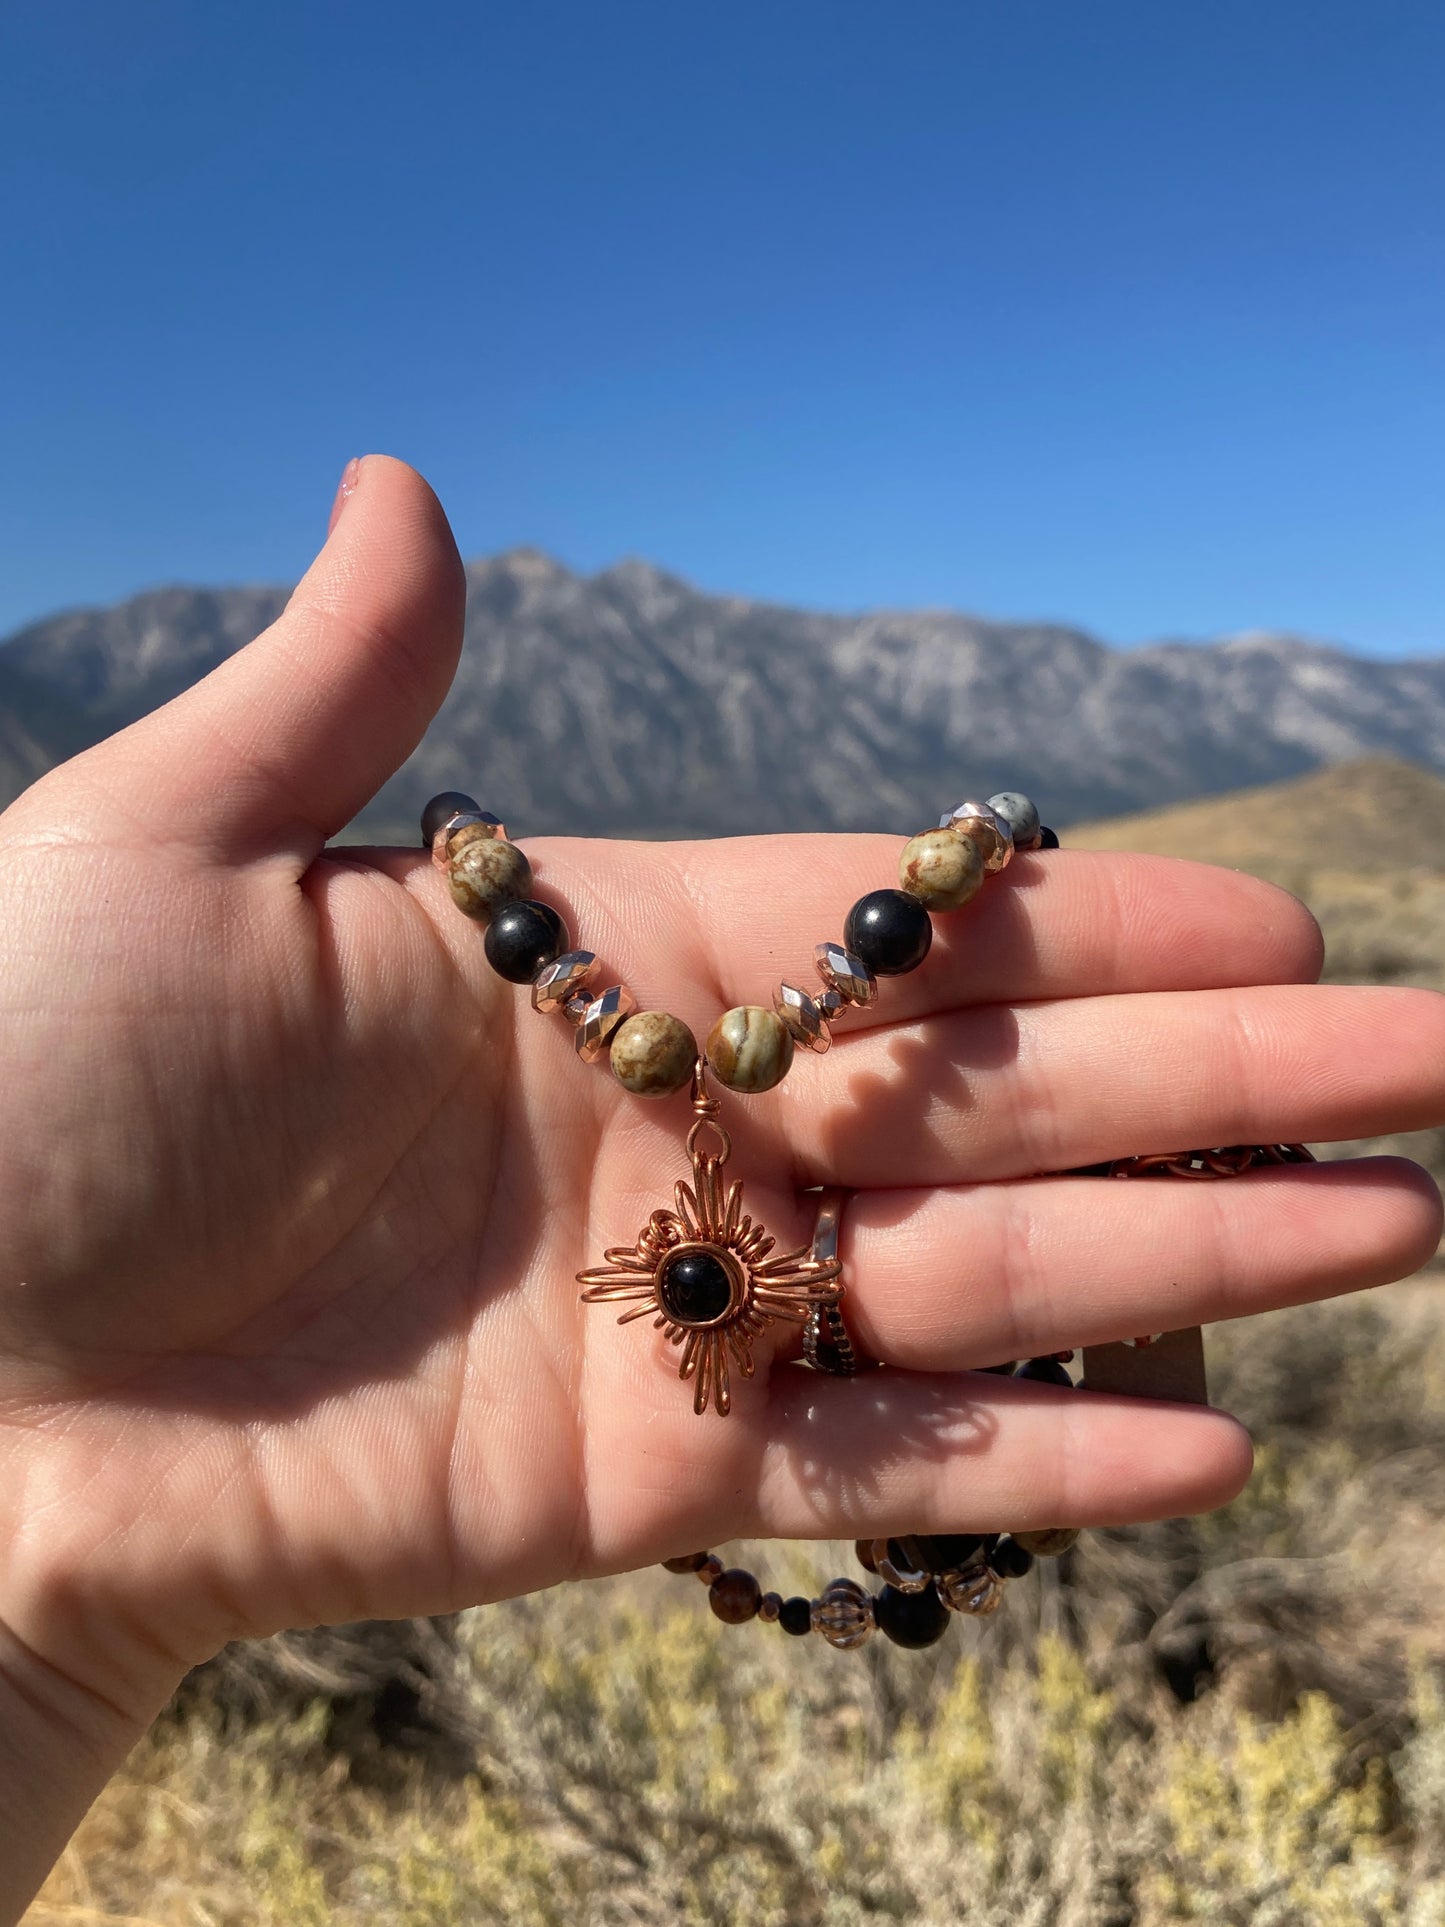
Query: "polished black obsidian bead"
421 791 483 846
987 1535 1035 1579
658 1248 735 1325
913 1533 986 1573
483 900 568 984
843 889 933 977
1037 825 1060 849
1015 1356 1074 1387
874 1582 951 1648
779 1595 814 1636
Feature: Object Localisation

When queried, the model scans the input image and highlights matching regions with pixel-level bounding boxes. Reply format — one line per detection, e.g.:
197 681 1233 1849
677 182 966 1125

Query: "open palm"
1 458 1440 1719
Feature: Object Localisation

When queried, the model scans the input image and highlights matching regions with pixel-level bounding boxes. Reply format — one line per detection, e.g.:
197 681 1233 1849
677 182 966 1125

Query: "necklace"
423 789 1310 1650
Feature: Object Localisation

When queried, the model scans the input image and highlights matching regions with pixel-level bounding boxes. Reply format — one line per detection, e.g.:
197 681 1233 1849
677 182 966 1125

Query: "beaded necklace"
422 789 1310 1652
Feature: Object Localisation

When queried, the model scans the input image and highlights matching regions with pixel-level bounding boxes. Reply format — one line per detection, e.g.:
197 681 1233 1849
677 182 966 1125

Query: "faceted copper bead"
531 949 599 1013
758 1592 783 1624
609 1010 697 1097
447 837 532 921
811 1577 876 1649
433 812 505 867
697 1555 725 1584
874 1536 933 1595
706 1006 794 1093
708 1568 763 1624
1014 1527 1080 1558
774 981 832 1053
574 984 638 1063
816 986 847 1025
937 1564 1003 1616
899 827 985 912
944 800 1012 874
814 942 877 1008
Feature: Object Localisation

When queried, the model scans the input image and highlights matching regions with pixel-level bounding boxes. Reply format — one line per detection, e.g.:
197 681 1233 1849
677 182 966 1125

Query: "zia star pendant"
577 1067 842 1416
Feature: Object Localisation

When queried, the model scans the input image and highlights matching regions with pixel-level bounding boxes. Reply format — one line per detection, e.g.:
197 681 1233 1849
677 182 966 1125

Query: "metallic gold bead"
574 984 638 1063
937 1564 1004 1616
774 981 832 1053
1013 1527 1080 1558
899 827 985 912
944 800 1012 873
874 1536 933 1595
531 949 599 1013
811 1577 876 1649
706 1006 794 1093
814 941 877 1008
609 1010 697 1097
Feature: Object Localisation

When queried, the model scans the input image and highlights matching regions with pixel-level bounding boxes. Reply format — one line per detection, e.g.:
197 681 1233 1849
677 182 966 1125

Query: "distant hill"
2 553 1442 838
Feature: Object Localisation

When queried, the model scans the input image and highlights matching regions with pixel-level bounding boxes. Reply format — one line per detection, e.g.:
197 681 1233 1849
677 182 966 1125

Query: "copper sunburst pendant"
577 1063 843 1415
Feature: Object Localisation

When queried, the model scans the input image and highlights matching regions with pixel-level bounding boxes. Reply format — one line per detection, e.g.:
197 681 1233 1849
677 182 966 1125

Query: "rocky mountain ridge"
2 551 1441 837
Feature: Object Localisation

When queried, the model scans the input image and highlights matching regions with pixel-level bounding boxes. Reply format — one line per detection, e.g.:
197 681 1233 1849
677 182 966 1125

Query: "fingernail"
328 457 362 535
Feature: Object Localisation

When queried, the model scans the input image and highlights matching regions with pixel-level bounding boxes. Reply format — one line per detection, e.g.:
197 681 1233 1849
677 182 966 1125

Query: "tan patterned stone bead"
774 981 832 1053
1014 1527 1080 1558
609 1010 697 1097
899 826 985 912
532 949 599 1013
937 1564 1004 1616
706 1006 794 1093
944 800 1012 874
814 942 877 1008
812 1577 876 1649
574 984 638 1063
447 836 532 921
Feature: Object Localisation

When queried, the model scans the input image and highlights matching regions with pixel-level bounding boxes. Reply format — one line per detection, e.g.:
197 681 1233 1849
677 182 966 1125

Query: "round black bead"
779 1595 814 1636
421 791 482 846
913 1533 986 1573
842 889 933 977
987 1535 1035 1579
1014 1356 1074 1387
874 1582 951 1648
1037 825 1060 849
482 900 568 984
658 1248 735 1325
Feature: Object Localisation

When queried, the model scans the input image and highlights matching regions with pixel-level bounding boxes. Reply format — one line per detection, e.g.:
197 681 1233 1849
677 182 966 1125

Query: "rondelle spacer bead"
778 1595 814 1636
609 1010 697 1098
843 889 933 978
706 1006 795 1094
875 1582 952 1649
484 899 569 984
774 982 832 1054
709 1568 763 1624
662 1552 710 1573
987 791 1041 852
697 1554 725 1584
1013 1527 1080 1558
447 837 533 922
899 827 985 913
532 950 599 1013
875 1537 933 1595
944 800 1013 874
758 1592 782 1624
421 791 481 846
574 985 638 1063
814 942 877 1008
811 1577 876 1649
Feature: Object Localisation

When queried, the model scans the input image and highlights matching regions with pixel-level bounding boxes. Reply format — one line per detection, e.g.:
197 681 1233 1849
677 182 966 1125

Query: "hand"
1 457 1440 1742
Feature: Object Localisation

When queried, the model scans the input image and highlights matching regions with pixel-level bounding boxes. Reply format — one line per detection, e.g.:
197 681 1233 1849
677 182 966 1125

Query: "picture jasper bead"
843 889 933 977
708 1567 763 1624
899 827 985 912
706 1005 794 1093
447 836 532 921
484 899 568 983
421 791 481 846
874 1581 952 1649
609 1010 697 1097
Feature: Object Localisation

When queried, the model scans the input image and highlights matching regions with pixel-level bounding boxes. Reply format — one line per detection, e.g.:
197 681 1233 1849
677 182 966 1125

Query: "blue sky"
1 1 1440 654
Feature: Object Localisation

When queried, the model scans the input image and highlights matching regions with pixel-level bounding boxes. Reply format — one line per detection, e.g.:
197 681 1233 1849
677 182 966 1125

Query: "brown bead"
662 1552 710 1573
854 1538 881 1574
706 1006 794 1094
697 1555 725 1584
447 836 532 922
1014 1527 1080 1558
758 1592 782 1623
899 827 985 912
708 1568 763 1624
609 1010 697 1097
